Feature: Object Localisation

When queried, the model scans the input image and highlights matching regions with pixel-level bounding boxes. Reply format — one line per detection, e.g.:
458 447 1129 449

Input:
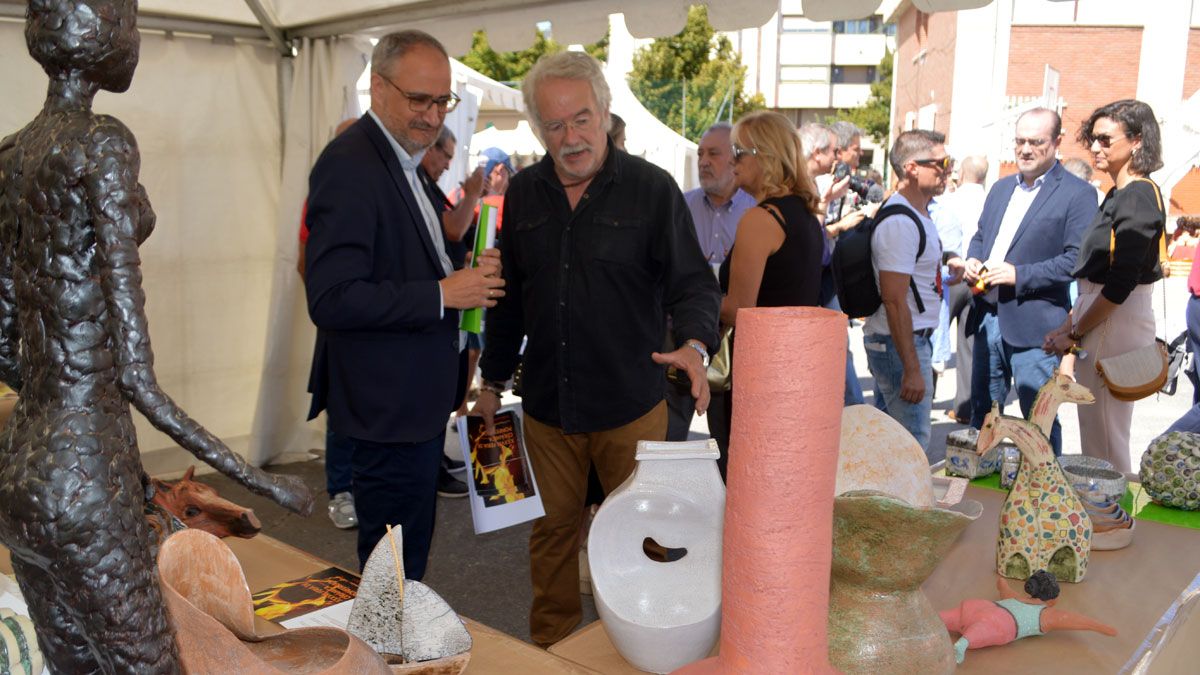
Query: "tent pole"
242 0 293 56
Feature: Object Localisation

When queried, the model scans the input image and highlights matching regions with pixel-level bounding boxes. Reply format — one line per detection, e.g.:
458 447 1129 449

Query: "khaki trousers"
1074 281 1157 474
523 401 668 647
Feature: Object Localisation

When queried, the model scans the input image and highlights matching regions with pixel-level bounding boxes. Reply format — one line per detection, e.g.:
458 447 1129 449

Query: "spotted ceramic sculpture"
1140 431 1200 510
978 405 1092 582
589 439 723 673
1028 371 1095 437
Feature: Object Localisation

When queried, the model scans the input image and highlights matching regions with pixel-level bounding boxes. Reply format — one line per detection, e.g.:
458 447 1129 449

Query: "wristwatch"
480 380 506 396
685 340 710 369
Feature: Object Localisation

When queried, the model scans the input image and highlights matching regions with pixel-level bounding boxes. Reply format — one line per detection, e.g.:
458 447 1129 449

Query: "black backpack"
830 203 927 319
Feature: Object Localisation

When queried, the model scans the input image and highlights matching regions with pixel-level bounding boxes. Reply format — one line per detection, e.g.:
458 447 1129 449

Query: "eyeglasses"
1089 133 1126 149
541 115 595 136
913 156 952 172
1014 137 1051 149
378 73 459 113
732 144 759 161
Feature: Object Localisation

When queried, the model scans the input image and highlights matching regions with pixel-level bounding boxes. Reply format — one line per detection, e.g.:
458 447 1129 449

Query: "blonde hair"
732 111 820 215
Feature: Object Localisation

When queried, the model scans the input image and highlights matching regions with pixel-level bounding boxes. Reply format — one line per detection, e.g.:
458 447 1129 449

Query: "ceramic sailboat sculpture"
346 527 472 669
977 405 1092 582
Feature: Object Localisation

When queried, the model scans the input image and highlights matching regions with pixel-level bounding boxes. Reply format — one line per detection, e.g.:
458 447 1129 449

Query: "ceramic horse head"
150 467 261 539
977 406 1092 582
1029 370 1095 436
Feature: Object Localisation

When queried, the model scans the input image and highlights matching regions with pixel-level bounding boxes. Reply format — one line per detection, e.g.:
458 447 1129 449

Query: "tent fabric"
0 23 282 461
248 36 371 466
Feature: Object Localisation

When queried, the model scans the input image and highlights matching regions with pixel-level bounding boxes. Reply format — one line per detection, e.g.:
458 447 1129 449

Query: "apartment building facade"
885 0 1200 215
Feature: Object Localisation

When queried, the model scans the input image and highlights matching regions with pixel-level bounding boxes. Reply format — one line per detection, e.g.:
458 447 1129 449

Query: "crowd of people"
300 28 1180 648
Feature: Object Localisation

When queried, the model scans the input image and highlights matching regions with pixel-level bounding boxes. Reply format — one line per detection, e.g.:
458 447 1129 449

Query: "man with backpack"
859 130 952 453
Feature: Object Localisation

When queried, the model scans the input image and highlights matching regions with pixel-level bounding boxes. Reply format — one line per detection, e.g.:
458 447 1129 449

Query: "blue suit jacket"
304 114 462 444
967 162 1097 348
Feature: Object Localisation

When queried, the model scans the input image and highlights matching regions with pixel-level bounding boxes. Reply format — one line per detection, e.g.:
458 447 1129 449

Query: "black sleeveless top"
719 194 824 308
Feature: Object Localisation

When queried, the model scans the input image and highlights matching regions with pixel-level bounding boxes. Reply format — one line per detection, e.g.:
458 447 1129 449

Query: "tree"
628 5 764 142
835 50 892 145
459 28 608 86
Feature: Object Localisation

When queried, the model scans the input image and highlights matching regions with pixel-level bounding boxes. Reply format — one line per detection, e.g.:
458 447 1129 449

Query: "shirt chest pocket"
513 214 552 275
585 215 648 266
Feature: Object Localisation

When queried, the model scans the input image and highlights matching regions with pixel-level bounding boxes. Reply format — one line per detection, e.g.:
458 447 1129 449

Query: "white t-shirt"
864 193 942 335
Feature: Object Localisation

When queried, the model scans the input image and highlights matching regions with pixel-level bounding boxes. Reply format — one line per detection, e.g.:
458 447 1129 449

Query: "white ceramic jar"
588 439 725 674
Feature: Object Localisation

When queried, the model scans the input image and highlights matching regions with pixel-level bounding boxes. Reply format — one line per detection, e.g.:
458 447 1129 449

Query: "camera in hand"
833 161 883 203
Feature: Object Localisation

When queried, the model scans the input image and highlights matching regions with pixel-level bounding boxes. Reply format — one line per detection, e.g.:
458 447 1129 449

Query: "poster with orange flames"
251 567 360 624
456 407 545 534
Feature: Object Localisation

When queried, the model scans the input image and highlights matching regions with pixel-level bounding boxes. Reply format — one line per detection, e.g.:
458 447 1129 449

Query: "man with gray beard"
674 123 755 446
474 51 720 647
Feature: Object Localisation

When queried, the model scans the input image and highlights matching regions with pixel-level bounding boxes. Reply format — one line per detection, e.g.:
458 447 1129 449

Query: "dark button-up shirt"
481 143 720 433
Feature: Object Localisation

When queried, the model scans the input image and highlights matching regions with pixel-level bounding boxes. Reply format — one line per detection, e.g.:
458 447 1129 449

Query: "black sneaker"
437 466 469 498
443 454 466 472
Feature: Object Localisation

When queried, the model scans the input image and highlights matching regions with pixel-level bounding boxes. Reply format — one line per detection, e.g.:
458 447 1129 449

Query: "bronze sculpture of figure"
0 1 314 672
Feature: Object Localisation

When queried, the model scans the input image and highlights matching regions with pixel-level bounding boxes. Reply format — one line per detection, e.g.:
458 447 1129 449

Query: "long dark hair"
1078 99 1163 176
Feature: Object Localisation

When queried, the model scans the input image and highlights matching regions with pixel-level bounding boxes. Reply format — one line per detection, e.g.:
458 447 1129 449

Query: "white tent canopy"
0 0 989 472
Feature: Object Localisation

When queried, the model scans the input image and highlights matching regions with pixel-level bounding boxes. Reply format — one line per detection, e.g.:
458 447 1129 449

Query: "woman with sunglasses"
712 111 825 475
1044 99 1166 473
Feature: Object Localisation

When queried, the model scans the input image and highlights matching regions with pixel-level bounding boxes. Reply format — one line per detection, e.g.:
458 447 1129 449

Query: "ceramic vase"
676 306 846 675
827 491 982 674
589 439 725 674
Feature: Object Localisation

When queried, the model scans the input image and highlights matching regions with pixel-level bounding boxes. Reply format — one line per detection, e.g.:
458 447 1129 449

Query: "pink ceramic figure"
940 570 1116 664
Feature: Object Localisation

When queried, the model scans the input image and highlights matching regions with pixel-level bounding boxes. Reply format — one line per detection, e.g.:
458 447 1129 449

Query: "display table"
1 534 597 675
552 485 1200 674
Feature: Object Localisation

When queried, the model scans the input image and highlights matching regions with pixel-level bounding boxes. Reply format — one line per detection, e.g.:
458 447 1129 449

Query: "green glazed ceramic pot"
828 490 982 674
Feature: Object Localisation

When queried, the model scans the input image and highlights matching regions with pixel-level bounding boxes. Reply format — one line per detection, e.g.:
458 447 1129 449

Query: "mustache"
410 121 437 131
557 142 590 160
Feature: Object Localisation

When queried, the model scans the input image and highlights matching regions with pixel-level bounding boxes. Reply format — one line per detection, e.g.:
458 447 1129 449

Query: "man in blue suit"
304 30 505 575
959 108 1097 454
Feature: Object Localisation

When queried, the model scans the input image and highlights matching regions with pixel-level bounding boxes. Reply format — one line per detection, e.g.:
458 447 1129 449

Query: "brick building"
882 0 1200 216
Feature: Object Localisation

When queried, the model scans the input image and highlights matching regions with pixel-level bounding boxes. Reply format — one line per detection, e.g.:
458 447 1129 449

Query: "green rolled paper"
459 202 498 334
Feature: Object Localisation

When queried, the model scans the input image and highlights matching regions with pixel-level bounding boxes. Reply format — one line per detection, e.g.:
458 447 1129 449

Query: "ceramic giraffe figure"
977 405 1092 582
1028 370 1095 436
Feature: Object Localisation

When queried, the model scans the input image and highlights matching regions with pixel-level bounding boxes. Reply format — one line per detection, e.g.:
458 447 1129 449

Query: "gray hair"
372 30 447 77
436 126 456 149
799 122 834 159
705 121 732 136
831 120 862 150
1061 157 1093 182
889 129 946 175
522 51 612 136
959 155 988 184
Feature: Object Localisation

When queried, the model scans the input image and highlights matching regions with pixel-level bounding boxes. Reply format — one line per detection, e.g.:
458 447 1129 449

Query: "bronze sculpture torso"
0 2 312 672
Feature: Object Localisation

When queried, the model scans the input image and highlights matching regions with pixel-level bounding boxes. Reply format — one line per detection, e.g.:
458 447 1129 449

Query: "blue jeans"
1167 404 1200 435
822 286 865 406
1186 295 1200 406
325 430 355 497
864 332 933 454
970 312 1062 454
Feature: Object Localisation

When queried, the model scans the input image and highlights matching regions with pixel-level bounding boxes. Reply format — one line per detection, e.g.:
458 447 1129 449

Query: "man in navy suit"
304 30 505 576
959 108 1097 454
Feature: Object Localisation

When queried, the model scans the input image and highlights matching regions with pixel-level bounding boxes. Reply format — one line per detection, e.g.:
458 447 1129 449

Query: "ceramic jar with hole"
587 439 725 674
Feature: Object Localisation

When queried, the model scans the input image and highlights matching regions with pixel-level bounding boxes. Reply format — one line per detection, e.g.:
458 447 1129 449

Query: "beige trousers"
522 401 668 647
1073 281 1157 474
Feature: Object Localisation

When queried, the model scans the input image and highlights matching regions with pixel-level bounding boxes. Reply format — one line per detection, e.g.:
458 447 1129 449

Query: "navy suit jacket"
967 161 1097 349
304 114 462 444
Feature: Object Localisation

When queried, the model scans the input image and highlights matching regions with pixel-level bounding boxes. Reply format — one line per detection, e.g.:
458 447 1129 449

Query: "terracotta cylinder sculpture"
676 307 845 674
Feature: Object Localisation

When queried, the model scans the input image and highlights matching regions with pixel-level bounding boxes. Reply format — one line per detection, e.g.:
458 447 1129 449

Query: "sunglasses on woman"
732 144 759 161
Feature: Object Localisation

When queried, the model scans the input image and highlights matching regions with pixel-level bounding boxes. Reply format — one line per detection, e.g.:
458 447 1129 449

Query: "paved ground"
199 276 1195 644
